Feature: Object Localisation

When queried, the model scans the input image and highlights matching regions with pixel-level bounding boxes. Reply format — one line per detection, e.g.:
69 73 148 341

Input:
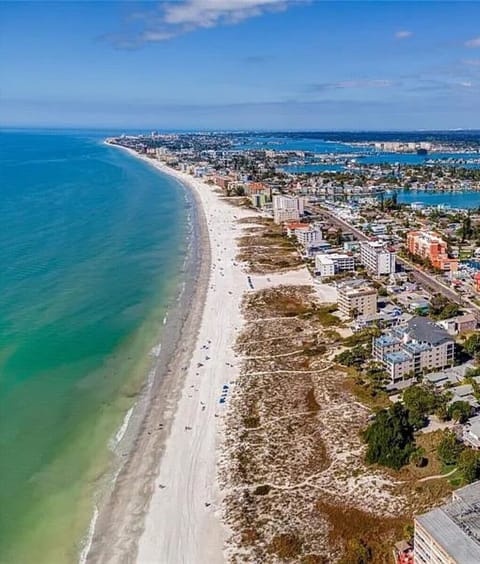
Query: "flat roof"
385 351 411 364
417 506 480 562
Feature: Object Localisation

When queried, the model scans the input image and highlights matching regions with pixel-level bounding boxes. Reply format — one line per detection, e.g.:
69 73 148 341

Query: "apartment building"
414 482 480 563
213 175 232 191
315 253 355 278
407 230 459 272
247 182 271 208
295 226 323 248
337 279 377 318
272 195 305 224
359 241 396 276
372 317 455 385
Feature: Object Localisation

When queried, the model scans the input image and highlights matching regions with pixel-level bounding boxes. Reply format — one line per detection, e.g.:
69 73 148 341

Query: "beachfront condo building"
372 317 455 385
414 482 480 563
315 253 355 278
337 279 377 318
295 226 323 248
406 230 459 272
359 241 396 276
272 195 305 224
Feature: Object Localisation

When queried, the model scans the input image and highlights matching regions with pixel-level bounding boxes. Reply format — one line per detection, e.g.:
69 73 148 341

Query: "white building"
315 253 355 278
360 241 396 276
295 226 323 248
272 195 305 224
415 482 480 564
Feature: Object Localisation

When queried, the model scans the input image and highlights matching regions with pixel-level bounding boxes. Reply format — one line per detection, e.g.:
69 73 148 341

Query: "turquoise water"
397 190 480 209
0 130 189 563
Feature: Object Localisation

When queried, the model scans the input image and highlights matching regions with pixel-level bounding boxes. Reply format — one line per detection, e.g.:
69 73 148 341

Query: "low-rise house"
424 362 476 389
285 222 307 237
437 313 477 336
305 241 331 257
247 182 271 208
343 241 360 252
213 175 231 191
463 414 480 448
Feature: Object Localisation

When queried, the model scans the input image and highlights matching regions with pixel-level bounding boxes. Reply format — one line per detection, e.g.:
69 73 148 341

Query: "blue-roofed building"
372 316 455 386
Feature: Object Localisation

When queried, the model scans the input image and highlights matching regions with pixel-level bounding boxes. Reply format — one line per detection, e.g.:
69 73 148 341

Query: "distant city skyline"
1 1 480 130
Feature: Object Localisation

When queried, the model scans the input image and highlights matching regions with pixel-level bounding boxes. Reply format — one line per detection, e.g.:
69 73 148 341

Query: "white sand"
125 155 252 563
249 266 313 290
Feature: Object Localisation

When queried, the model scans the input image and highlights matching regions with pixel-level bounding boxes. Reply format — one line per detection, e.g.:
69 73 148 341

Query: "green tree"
461 212 473 242
364 362 388 392
403 524 414 544
435 403 449 422
364 403 415 470
402 385 438 429
458 449 480 484
437 430 463 466
448 401 472 424
436 303 460 321
463 333 480 357
335 345 369 368
341 539 373 564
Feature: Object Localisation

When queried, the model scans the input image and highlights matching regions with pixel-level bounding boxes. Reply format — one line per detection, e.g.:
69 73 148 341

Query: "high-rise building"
359 241 396 276
272 195 305 224
406 231 458 272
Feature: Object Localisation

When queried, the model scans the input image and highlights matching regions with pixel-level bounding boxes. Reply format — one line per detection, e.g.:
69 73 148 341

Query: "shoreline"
87 143 251 562
85 143 212 562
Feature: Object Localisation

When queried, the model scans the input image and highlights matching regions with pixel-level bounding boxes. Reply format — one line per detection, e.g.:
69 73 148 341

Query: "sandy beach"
88 146 253 563
134 157 253 563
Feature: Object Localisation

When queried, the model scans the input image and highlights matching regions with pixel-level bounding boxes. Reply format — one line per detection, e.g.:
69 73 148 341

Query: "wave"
150 342 162 357
112 407 134 448
78 505 98 564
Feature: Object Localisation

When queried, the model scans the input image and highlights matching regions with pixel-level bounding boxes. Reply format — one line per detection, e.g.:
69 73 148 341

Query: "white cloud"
162 0 289 28
395 30 413 40
309 79 394 92
465 37 480 48
107 0 297 47
336 79 394 89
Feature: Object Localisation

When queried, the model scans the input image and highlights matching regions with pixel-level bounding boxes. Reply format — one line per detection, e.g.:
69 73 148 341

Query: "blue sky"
1 1 480 130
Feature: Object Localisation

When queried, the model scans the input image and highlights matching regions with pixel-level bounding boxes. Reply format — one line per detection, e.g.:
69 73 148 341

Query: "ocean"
0 130 190 563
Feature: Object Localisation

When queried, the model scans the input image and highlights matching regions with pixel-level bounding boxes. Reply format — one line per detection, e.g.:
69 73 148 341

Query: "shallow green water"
0 130 189 563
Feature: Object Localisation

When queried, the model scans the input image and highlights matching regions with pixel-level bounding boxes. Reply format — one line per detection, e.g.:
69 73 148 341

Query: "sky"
1 0 480 131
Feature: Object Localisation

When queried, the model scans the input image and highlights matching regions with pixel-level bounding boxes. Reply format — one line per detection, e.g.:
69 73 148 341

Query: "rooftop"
404 316 453 346
385 351 411 364
416 482 480 563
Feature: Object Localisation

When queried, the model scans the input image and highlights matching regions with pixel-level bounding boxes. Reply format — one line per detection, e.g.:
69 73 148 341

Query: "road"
312 207 480 315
